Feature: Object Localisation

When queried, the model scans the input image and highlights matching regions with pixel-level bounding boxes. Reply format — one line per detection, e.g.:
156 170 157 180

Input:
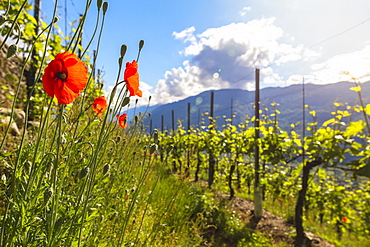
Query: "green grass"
236 190 370 247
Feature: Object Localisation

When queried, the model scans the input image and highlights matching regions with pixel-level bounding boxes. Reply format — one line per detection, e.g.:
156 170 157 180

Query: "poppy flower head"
116 113 128 128
342 217 348 223
92 96 107 117
146 153 158 156
124 60 142 97
42 51 88 104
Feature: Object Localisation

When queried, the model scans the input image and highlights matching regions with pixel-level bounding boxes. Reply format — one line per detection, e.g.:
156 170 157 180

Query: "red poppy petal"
64 61 88 93
126 72 142 97
135 88 143 97
124 61 138 80
42 66 56 98
117 113 128 128
54 81 80 104
92 96 107 117
64 57 78 67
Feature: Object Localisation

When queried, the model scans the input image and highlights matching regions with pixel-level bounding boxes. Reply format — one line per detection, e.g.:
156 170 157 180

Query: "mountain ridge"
133 81 370 132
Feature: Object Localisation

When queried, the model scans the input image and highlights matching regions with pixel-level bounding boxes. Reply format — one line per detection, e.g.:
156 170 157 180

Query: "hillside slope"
142 81 370 131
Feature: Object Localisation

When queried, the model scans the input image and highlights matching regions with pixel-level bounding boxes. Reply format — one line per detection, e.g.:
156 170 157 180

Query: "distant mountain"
136 81 370 132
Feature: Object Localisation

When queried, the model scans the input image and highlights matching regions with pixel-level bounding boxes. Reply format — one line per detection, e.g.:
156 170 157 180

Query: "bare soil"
226 194 336 247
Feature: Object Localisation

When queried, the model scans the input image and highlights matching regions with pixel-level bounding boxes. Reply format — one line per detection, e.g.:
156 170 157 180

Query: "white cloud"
239 6 252 17
287 75 303 85
311 44 370 84
147 18 312 105
151 60 226 105
173 26 196 44
104 80 153 108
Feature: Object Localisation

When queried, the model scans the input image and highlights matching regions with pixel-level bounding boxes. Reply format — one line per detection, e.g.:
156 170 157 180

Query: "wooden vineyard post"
187 102 191 131
186 103 191 177
171 110 175 134
208 91 215 188
254 68 263 221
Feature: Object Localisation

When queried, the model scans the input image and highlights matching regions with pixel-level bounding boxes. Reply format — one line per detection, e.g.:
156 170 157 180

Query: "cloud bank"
147 18 312 105
128 18 370 107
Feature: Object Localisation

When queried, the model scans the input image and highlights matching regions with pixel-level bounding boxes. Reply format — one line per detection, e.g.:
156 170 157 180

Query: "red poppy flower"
42 51 88 104
124 60 142 97
146 153 158 156
92 96 107 117
342 217 348 223
116 113 128 128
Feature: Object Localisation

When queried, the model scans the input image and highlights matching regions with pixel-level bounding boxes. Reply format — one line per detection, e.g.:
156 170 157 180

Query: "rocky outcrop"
0 41 32 136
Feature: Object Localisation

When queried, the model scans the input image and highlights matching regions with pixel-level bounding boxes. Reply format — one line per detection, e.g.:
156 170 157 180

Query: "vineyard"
155 98 370 246
1 0 370 246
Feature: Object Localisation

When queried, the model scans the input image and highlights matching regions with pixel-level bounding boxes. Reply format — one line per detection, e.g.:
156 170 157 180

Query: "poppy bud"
97 0 103 10
6 44 18 58
111 87 117 99
134 115 138 123
103 163 110 175
0 15 6 26
116 136 121 143
139 40 144 50
53 17 59 23
103 1 108 14
44 188 53 205
54 218 64 232
121 97 130 107
78 166 90 179
120 44 127 58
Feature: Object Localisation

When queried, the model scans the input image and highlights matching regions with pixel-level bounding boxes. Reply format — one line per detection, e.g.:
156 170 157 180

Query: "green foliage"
2 1 370 246
158 101 370 246
1 0 104 118
187 191 286 246
0 1 209 246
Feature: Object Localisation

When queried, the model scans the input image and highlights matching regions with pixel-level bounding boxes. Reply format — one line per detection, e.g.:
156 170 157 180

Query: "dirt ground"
227 195 336 247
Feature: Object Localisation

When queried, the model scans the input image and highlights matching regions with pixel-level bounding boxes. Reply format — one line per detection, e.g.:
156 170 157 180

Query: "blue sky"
40 0 370 106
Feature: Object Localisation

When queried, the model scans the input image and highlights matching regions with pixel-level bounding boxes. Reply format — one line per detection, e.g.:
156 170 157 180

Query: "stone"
0 116 21 136
27 121 40 128
0 108 26 128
